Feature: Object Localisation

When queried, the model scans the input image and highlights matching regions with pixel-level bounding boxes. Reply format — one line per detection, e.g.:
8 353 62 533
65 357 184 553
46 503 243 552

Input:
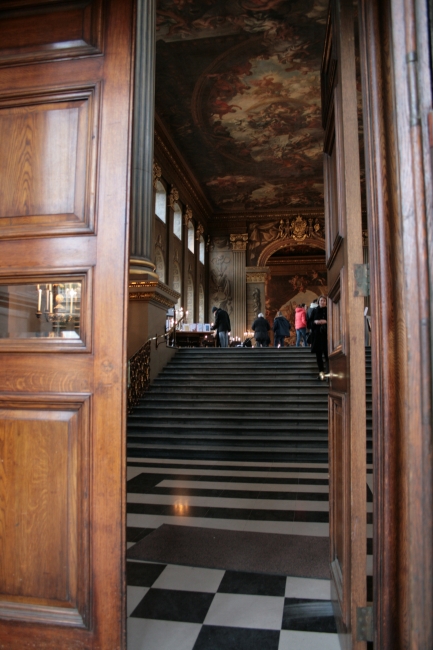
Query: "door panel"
322 1 367 648
0 1 133 647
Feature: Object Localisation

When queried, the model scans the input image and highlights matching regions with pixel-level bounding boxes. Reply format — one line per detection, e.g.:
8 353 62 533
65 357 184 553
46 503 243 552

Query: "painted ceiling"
156 0 328 214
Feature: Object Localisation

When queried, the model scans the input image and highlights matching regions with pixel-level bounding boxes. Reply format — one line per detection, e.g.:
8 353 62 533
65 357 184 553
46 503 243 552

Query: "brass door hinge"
357 606 373 642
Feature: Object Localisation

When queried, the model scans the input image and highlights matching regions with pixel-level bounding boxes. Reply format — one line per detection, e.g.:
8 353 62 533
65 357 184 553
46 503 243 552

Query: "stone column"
128 0 178 375
246 267 269 333
130 0 158 280
230 234 248 341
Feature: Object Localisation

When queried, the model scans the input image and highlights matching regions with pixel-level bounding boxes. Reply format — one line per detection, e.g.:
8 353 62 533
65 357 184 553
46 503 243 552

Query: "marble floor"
125 456 370 649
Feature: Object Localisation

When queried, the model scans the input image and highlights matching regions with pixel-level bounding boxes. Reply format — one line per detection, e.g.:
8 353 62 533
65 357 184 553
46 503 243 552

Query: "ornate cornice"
212 208 325 223
267 256 326 267
246 267 269 283
129 280 180 308
230 233 248 251
246 273 267 283
155 114 212 223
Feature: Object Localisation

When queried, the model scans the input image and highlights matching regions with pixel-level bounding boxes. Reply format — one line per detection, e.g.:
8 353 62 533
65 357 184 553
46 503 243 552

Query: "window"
155 180 167 223
199 235 205 264
173 203 182 240
187 221 195 253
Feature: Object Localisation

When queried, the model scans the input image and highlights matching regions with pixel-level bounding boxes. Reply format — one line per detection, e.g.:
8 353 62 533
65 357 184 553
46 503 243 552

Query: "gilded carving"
129 292 174 307
248 216 324 262
246 273 267 283
183 205 193 225
169 186 179 208
196 223 204 240
230 233 248 251
129 280 179 298
153 161 162 189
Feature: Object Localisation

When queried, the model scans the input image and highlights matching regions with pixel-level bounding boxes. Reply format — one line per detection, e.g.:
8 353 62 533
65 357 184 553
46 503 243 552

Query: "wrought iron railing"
127 317 186 413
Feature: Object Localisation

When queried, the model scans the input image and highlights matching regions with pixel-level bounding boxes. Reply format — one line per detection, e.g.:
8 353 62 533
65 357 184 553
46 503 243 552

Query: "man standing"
211 305 231 348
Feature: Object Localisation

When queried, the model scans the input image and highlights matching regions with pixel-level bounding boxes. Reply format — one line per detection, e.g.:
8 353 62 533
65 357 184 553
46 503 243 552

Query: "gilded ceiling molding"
153 161 162 189
230 233 248 251
168 186 179 209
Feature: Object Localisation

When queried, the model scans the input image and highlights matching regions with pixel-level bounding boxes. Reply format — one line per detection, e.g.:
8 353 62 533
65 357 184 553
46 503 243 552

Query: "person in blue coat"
273 310 291 348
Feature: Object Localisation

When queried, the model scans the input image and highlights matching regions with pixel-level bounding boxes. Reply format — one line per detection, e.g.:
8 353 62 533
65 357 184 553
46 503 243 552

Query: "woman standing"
273 310 291 348
295 303 308 347
307 295 328 376
252 313 271 347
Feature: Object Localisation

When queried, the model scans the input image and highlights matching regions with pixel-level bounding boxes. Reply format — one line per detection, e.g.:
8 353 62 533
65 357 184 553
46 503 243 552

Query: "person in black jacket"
307 295 328 376
273 310 290 348
211 305 231 348
252 312 271 347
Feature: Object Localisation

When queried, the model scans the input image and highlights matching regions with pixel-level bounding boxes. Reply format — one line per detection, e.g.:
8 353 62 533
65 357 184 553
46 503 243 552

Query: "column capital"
230 233 248 251
246 266 269 283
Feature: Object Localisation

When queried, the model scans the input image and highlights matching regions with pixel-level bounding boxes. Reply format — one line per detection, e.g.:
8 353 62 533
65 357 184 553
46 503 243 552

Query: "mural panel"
209 236 234 320
156 0 328 212
266 263 327 344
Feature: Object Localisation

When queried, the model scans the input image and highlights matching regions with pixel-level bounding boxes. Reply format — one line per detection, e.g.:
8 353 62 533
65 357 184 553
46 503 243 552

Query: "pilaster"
246 267 269 330
230 234 248 341
129 0 157 280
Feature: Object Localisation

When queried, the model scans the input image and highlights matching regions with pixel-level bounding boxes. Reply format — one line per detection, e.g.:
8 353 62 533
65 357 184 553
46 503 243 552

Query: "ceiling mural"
156 0 328 213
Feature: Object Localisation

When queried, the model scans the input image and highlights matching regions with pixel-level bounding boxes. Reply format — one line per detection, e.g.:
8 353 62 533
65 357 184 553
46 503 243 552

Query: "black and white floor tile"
126 457 346 649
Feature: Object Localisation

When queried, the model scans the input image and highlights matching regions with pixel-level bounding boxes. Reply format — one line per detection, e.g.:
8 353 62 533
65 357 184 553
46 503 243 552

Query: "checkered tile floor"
127 560 340 650
125 456 360 649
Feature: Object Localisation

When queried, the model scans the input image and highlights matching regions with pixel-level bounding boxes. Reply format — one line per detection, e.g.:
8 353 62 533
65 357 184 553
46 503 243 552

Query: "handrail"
127 315 187 412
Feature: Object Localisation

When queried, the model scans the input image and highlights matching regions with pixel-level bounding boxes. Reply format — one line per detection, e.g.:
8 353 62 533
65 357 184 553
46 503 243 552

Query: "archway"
260 240 327 346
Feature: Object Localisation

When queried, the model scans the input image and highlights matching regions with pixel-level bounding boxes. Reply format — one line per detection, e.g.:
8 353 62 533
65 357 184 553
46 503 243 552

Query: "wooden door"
321 1 367 647
0 1 133 648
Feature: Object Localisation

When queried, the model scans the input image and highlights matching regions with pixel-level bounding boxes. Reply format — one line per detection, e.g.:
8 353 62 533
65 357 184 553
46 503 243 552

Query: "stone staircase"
127 347 329 464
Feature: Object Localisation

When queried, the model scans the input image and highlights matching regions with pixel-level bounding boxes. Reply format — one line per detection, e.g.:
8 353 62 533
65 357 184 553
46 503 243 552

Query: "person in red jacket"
295 303 308 347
